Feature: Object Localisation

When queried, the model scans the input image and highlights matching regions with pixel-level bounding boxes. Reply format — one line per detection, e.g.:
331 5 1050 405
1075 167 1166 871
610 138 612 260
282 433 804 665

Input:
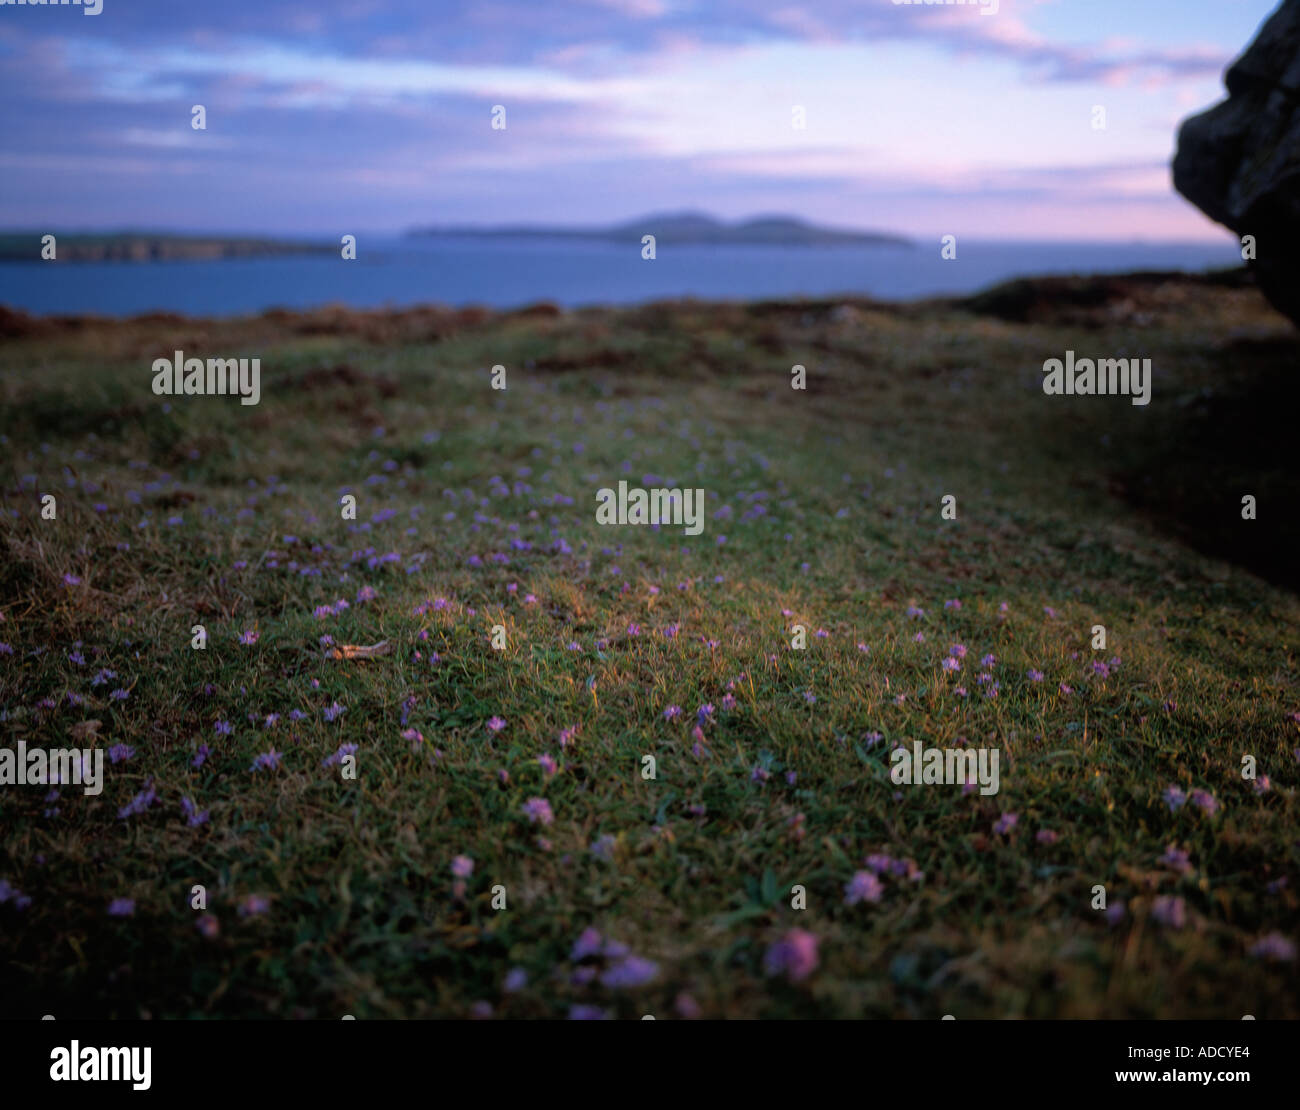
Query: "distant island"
0 216 912 263
408 211 913 248
0 232 335 263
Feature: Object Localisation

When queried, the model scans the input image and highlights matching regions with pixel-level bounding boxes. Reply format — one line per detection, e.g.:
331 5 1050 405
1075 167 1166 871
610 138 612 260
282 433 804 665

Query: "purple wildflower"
237 894 270 918
1163 785 1187 811
1249 933 1296 962
844 871 884 906
249 749 282 773
180 796 209 827
1151 896 1187 929
601 956 660 988
522 797 553 826
571 927 604 960
763 929 820 982
118 782 157 820
323 742 358 767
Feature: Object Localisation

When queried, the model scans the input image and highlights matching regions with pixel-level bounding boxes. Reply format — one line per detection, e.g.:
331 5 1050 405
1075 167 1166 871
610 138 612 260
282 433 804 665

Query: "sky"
0 0 1280 241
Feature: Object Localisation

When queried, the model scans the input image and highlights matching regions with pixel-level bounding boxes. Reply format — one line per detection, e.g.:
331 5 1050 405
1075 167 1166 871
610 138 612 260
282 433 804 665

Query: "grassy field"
1 272 1298 1019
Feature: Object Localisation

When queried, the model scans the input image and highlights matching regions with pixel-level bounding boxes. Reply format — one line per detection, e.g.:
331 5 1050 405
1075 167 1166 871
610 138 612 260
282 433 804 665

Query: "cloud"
117 127 236 150
0 151 208 177
7 0 1233 89
0 0 1254 239
579 0 673 16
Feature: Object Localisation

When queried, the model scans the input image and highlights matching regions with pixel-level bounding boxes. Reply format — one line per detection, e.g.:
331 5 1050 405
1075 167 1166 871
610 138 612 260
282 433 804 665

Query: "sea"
0 236 1243 318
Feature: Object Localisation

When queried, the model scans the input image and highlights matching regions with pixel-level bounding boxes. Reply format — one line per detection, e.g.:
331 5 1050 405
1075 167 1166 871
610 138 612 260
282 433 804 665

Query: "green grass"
1 278 1297 1019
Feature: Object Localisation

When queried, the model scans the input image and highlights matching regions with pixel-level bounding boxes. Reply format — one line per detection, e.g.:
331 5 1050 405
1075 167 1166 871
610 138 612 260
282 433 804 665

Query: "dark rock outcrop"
1173 0 1300 325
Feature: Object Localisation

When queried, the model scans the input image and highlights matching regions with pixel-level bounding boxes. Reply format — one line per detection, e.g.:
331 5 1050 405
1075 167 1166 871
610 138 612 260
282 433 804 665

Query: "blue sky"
0 0 1279 240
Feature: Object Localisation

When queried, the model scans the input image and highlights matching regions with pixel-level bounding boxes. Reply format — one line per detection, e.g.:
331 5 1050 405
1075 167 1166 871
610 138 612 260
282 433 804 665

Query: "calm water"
0 236 1242 318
